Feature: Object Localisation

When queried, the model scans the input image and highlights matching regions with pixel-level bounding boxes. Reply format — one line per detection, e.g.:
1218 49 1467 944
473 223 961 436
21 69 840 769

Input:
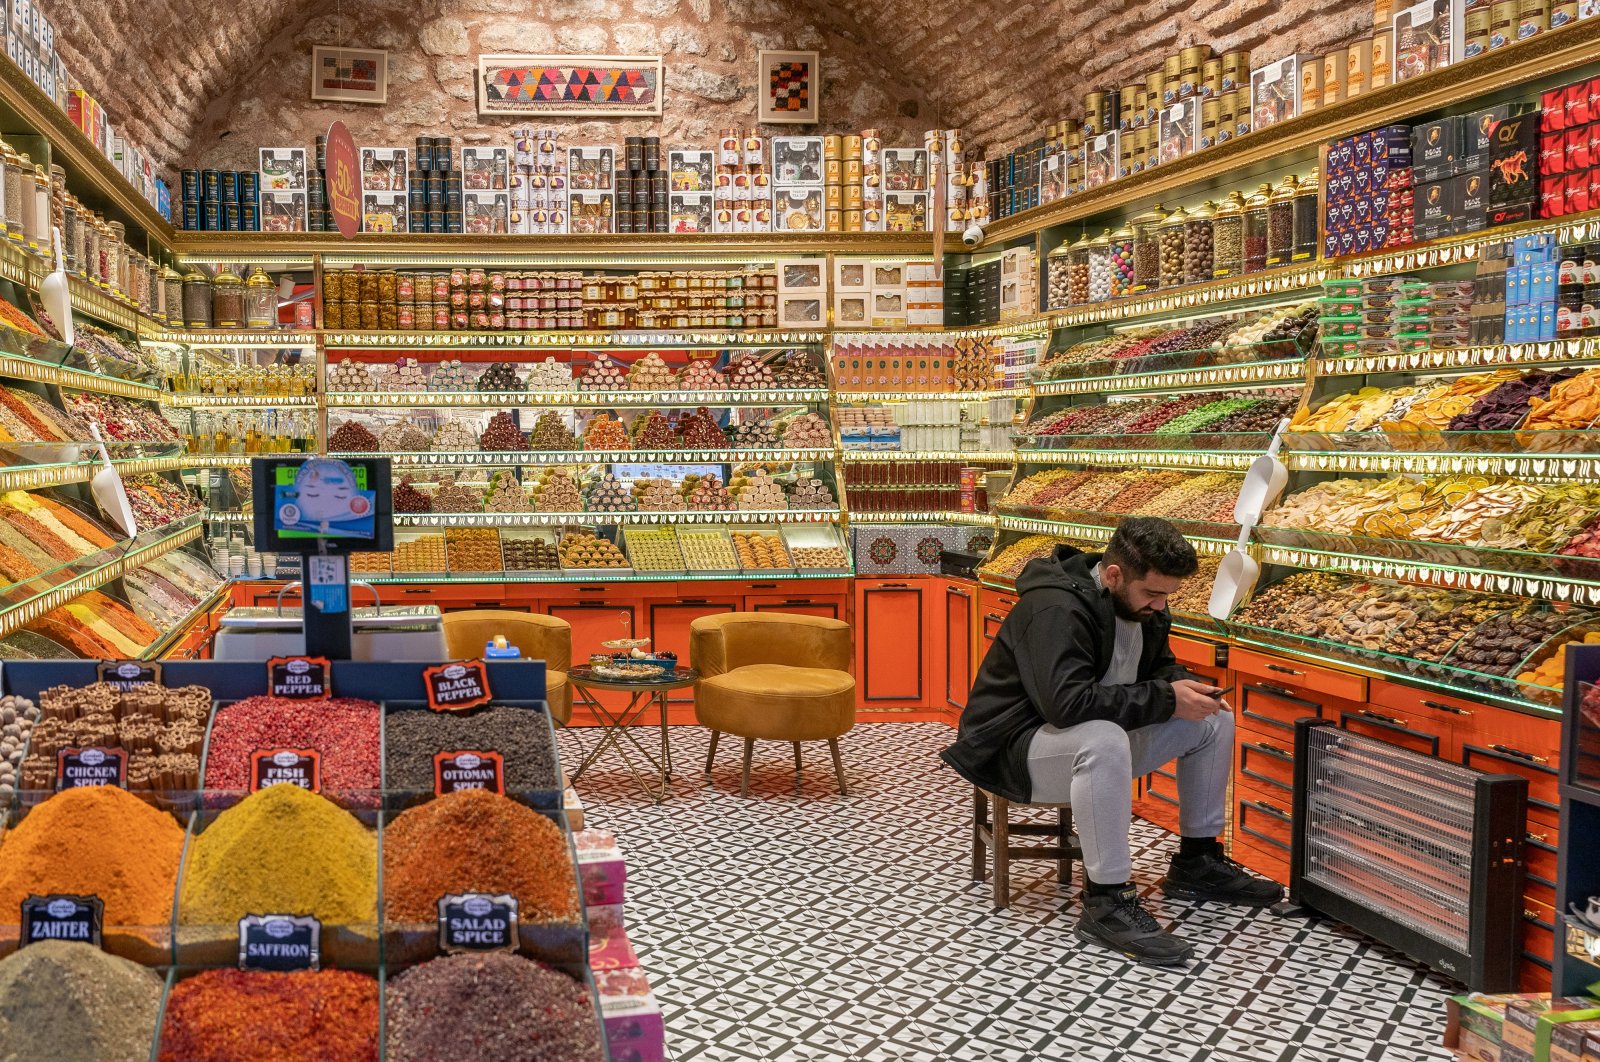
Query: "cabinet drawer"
1522 896 1555 965
1336 705 1448 759
1369 678 1485 724
1172 634 1222 670
1524 828 1559 886
1238 737 1295 796
1238 683 1324 737
1459 741 1559 827
1234 788 1294 853
1143 765 1180 810
1519 962 1553 992
1230 836 1290 886
1230 647 1368 703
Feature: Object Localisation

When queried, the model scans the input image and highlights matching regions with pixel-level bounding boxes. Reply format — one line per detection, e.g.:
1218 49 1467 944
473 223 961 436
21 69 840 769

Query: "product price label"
238 914 321 972
433 750 505 796
437 893 519 954
423 660 493 712
20 894 103 947
267 656 331 699
56 747 127 790
96 660 162 690
249 749 321 792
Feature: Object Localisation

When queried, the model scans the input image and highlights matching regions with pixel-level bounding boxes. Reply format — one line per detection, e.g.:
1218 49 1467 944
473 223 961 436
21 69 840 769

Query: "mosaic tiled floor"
559 722 1459 1062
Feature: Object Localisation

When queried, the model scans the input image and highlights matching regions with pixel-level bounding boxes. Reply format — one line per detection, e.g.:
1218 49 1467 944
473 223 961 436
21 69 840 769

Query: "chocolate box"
1391 0 1462 83
1417 178 1454 240
1456 170 1488 232
1414 116 1460 182
1489 110 1541 207
1250 55 1304 131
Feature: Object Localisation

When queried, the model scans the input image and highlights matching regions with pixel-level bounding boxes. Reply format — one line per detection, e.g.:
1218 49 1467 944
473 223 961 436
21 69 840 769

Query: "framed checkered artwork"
310 46 388 105
477 54 663 117
758 49 819 125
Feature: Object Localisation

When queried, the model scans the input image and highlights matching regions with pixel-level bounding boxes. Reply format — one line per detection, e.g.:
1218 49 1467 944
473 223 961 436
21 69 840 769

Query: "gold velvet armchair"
441 610 573 725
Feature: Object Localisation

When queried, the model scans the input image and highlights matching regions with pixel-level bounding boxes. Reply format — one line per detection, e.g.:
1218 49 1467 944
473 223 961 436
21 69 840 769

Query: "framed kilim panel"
477 54 663 117
758 49 819 124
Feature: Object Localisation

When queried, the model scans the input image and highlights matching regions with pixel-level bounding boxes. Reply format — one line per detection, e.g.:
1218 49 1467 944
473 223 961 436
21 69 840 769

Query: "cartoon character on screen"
278 458 373 534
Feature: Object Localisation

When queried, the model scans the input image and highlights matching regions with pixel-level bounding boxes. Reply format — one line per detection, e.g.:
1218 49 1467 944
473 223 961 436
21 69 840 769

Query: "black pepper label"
433 750 505 796
249 749 321 792
96 660 162 690
238 914 321 972
423 660 493 712
267 656 331 700
437 893 519 954
56 747 127 790
20 894 103 947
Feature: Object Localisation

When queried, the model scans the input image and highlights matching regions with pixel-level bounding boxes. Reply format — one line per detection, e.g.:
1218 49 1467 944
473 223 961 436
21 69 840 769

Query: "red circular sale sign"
325 121 361 238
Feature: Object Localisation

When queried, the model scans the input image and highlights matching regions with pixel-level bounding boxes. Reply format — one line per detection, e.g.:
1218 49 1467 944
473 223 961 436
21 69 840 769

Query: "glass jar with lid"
1046 241 1073 309
161 267 184 326
183 269 214 329
1183 202 1215 284
244 266 277 329
1265 176 1298 269
1157 207 1188 288
1065 233 1092 305
1211 193 1245 279
211 266 245 329
1087 230 1114 303
1292 170 1321 262
1130 205 1166 292
1108 221 1137 298
1242 183 1272 274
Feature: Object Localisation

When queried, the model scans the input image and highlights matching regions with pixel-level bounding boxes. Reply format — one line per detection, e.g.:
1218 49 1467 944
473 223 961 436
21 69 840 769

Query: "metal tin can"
1178 45 1208 99
644 136 661 171
1552 0 1578 26
201 201 220 231
1221 51 1250 92
415 137 434 172
1084 91 1108 136
1464 4 1492 55
1490 0 1519 47
220 170 238 202
427 176 445 208
1201 58 1222 99
314 134 327 172
434 138 454 172
182 201 200 230
1163 55 1181 105
625 136 644 171
1201 97 1221 148
1217 94 1235 144
223 202 241 231
426 209 445 232
1519 0 1549 37
201 169 221 201
445 211 464 233
1119 84 1139 130
240 172 259 199
181 169 200 202
409 186 426 216
241 204 258 231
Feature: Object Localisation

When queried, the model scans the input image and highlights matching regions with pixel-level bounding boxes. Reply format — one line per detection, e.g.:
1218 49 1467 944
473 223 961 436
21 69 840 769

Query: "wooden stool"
971 787 1081 910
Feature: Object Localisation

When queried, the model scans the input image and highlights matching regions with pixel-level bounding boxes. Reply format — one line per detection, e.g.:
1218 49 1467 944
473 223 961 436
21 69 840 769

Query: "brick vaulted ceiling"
50 0 1373 170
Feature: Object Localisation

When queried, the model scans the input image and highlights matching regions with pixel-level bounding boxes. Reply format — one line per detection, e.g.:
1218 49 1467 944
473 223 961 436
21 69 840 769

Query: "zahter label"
267 656 331 700
20 894 103 947
96 660 161 691
56 747 127 790
437 893 519 953
250 749 321 792
238 914 321 972
434 750 505 795
423 660 493 712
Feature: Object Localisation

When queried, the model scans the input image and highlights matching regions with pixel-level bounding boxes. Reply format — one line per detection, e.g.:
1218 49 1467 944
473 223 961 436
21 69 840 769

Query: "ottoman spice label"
437 892 519 953
56 747 127 789
250 749 322 792
238 914 321 972
433 750 505 795
97 660 162 690
424 661 493 712
268 656 331 700
20 894 103 946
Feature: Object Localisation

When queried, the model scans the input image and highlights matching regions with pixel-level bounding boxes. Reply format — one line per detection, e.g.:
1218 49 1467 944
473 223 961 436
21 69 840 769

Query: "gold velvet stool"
689 612 856 797
972 788 1081 910
441 610 573 725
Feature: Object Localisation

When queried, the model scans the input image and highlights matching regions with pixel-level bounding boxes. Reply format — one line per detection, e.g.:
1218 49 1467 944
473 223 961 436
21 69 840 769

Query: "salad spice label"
437 892 519 953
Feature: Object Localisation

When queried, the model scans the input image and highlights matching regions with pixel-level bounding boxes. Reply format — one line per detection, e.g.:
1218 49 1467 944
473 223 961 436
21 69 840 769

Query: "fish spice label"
423 660 493 712
56 747 127 790
437 893 519 954
20 894 103 947
238 914 321 972
433 750 505 796
97 660 162 691
250 749 322 792
267 656 331 699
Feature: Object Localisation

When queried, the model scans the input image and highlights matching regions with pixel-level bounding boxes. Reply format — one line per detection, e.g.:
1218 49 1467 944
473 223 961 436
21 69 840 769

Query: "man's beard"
1109 586 1154 622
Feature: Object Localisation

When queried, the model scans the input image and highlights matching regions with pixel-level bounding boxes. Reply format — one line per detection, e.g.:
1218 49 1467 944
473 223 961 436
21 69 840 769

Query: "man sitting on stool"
941 517 1280 966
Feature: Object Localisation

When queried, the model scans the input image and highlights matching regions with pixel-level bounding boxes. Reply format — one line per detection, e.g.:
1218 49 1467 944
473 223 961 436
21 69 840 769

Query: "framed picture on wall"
477 54 664 117
758 49 819 125
310 46 389 105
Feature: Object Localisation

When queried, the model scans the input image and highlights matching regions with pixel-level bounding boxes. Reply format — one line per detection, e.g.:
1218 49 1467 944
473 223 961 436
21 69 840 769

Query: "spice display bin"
673 527 742 574
731 524 797 575
781 522 854 575
380 699 562 812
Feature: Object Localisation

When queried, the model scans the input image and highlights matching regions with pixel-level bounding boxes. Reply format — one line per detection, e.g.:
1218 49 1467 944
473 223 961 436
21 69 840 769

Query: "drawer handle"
1492 744 1549 765
1421 699 1473 716
1247 740 1292 758
1527 832 1549 844
1243 798 1290 820
877 582 910 588
1254 682 1298 699
681 598 709 604
984 613 1006 623
1359 708 1406 727
1266 663 1302 676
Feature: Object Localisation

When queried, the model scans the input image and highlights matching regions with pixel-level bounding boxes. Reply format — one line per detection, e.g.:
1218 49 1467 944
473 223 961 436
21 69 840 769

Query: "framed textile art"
477 54 664 117
310 46 388 105
758 49 819 124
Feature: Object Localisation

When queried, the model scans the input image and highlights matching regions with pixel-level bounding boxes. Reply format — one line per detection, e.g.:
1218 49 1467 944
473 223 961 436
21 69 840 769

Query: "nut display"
503 535 561 570
327 358 373 391
560 529 627 568
329 419 379 452
780 412 831 448
634 478 685 512
979 534 1072 582
624 528 685 571
475 362 525 392
791 544 848 569
683 473 733 510
678 529 738 570
734 469 788 510
727 353 776 390
431 420 479 452
678 359 727 390
446 527 503 571
578 353 628 391
583 414 631 451
394 534 447 572
586 474 639 512
485 471 532 512
378 419 432 452
1165 556 1222 614
732 530 791 569
433 477 486 513
1447 610 1589 679
393 476 433 514
632 412 679 450
679 407 729 449
533 470 583 513
480 411 529 451
627 352 677 390
529 411 577 451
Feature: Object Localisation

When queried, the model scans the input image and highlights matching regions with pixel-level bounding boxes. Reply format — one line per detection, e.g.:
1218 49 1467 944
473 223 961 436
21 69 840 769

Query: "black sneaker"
1075 886 1195 967
1162 846 1283 907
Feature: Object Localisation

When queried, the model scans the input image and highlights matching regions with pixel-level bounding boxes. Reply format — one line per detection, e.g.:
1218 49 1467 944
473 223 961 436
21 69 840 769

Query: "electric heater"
1289 719 1528 992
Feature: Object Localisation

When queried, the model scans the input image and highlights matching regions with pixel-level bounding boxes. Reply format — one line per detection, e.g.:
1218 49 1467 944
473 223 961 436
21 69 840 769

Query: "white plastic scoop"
1209 524 1259 620
89 422 137 538
40 226 73 347
1233 416 1291 525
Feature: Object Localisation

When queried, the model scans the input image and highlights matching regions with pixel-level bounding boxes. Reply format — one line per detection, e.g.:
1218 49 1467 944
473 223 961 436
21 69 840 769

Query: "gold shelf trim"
323 388 827 409
393 509 841 527
1048 263 1328 327
1032 357 1306 396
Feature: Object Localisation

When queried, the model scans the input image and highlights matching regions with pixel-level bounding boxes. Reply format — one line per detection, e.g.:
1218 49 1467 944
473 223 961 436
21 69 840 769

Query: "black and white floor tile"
560 722 1458 1062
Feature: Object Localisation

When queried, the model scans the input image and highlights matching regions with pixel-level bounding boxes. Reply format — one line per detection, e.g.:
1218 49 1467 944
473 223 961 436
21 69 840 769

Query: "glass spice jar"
1066 233 1092 305
1158 207 1188 288
1087 230 1114 303
1184 201 1215 284
183 269 214 329
211 266 245 329
1046 241 1072 310
162 267 184 325
1292 170 1321 262
1265 175 1298 269
1242 183 1272 273
1131 205 1166 292
244 266 277 329
1108 221 1137 298
1211 193 1245 279
2 152 23 243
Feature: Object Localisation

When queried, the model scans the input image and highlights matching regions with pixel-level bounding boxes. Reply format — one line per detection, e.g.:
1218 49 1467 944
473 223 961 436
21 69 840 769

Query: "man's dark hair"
1103 517 1199 579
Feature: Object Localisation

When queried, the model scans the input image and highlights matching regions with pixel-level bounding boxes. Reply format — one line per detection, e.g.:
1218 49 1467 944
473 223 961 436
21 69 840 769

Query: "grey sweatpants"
1026 709 1233 884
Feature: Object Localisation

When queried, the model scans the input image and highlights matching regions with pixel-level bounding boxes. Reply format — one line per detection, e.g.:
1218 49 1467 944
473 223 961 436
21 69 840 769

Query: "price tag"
238 914 321 971
433 750 505 796
437 893 518 954
423 661 493 712
267 656 331 700
249 749 321 792
56 747 127 790
20 894 103 947
96 660 161 690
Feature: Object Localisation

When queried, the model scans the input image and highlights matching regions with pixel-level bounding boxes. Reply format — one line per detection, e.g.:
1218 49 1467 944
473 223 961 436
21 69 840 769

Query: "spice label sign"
423 660 494 712
268 655 331 699
238 914 321 972
56 747 127 789
97 660 162 690
250 749 322 792
20 894 104 947
438 893 519 953
433 750 506 796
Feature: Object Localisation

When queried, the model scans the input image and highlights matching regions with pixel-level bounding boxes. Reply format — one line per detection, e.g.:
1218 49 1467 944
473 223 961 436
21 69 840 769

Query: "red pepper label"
267 656 331 700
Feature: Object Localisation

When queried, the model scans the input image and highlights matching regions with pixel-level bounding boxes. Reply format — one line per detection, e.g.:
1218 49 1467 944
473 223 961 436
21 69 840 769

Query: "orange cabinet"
644 593 740 706
744 580 848 620
940 580 977 717
977 588 1018 665
854 578 933 710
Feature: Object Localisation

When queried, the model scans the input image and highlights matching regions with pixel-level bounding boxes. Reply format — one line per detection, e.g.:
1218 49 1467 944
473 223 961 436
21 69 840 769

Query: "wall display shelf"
353 447 835 468
323 389 828 409
1013 446 1262 471
0 451 188 494
997 513 1235 555
322 330 827 350
68 274 163 335
1281 447 1600 478
848 510 997 525
163 393 319 408
834 390 1027 403
151 331 319 348
1033 358 1307 397
1048 263 1330 328
393 510 839 528
0 348 163 401
359 569 838 585
139 582 230 660
1317 340 1600 378
840 450 1015 463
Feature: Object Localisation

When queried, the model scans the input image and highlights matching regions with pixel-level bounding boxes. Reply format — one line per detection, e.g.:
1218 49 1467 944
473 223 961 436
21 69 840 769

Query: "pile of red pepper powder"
157 968 378 1061
203 695 381 796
